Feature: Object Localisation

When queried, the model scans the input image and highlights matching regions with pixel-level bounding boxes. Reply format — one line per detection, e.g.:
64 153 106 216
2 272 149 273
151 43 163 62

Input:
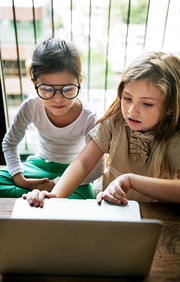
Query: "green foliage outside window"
115 0 148 24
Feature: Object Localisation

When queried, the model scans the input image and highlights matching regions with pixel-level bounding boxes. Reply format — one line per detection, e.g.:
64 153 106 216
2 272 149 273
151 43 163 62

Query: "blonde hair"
99 51 180 143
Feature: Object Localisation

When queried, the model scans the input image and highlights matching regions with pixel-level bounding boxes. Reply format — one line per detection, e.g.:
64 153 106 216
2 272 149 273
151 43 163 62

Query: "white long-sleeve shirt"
2 96 105 185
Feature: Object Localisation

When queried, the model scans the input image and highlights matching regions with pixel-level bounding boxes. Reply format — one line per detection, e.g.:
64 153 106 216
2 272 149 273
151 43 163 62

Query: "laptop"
11 198 141 221
0 198 162 277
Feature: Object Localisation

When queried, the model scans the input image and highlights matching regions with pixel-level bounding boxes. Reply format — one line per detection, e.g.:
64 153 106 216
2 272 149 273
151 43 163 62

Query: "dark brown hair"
29 38 83 82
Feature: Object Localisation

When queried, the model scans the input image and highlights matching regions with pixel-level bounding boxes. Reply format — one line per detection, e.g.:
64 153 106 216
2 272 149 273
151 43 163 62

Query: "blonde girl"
24 51 180 206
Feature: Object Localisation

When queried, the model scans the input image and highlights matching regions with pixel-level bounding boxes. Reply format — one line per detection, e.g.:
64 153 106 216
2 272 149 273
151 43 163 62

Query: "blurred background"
0 0 180 161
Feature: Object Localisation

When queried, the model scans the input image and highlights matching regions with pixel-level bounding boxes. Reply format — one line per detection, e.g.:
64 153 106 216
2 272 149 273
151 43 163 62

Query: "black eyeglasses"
35 84 81 100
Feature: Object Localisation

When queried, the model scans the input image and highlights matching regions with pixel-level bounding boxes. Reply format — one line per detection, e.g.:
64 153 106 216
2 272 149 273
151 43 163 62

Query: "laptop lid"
0 217 162 277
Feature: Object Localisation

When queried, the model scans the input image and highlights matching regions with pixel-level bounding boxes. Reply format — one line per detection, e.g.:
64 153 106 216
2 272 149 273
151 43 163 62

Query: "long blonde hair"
98 51 180 143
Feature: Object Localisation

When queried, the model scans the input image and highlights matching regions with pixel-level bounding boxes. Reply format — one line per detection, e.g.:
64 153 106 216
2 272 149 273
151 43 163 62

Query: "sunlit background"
0 0 179 157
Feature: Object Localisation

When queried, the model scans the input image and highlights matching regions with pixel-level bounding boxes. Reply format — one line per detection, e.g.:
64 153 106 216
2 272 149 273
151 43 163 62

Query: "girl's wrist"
53 176 60 185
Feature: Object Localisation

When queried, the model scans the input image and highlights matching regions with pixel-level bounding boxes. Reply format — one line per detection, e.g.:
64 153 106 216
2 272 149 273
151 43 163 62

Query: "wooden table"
0 198 180 282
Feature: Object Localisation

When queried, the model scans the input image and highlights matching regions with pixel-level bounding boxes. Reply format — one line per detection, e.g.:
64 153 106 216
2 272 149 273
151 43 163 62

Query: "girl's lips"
128 118 141 124
54 105 65 109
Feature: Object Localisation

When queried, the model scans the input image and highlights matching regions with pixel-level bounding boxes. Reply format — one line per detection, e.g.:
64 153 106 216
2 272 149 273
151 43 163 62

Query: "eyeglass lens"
38 85 79 99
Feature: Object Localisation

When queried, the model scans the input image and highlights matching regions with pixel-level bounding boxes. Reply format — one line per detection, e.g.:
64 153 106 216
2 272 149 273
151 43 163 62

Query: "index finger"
38 191 49 208
26 189 41 207
96 192 104 205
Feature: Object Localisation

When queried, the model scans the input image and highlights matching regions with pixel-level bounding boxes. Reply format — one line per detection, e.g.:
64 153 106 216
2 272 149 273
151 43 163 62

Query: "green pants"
0 155 95 199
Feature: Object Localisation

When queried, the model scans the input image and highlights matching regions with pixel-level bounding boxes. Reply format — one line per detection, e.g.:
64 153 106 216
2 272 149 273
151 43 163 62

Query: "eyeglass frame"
35 83 81 100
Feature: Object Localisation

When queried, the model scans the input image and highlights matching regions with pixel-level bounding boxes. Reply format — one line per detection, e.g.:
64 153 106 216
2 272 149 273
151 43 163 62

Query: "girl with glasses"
0 38 105 198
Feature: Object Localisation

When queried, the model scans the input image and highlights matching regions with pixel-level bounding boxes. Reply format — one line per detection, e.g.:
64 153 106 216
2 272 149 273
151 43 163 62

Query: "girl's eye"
41 86 53 92
64 87 71 92
143 103 153 107
123 96 132 101
45 87 53 92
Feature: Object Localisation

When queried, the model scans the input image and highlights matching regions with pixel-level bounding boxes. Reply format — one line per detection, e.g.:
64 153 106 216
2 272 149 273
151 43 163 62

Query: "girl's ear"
79 78 83 85
31 78 35 86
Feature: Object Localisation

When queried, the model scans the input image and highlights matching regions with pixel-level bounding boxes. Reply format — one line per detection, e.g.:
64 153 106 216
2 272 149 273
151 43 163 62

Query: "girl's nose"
128 104 140 116
53 89 64 101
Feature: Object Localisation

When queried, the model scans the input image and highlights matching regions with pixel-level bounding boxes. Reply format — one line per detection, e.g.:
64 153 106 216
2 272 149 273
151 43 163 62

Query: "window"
0 0 180 161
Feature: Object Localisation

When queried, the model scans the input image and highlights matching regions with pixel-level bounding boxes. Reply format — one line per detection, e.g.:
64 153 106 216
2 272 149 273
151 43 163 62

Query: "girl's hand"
37 180 55 192
22 189 57 208
96 174 131 205
13 172 52 191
